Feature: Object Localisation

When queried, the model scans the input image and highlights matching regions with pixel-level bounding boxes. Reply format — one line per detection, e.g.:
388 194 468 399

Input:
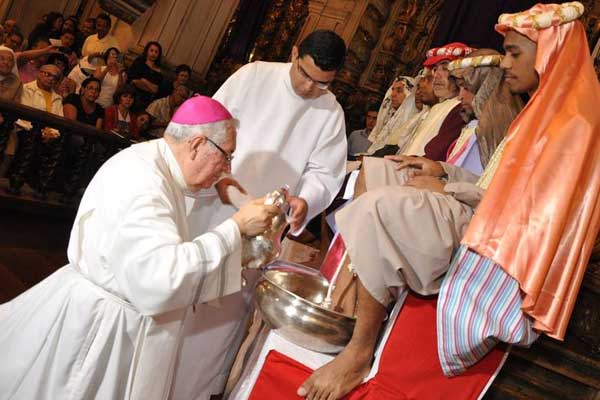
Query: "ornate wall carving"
203 0 309 95
334 0 444 133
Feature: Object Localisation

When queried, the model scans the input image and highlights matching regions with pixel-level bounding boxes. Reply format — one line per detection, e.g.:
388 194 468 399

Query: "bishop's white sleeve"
108 191 242 316
294 108 347 234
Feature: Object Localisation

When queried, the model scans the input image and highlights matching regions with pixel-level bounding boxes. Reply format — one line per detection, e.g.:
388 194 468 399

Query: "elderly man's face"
0 50 14 75
432 61 458 100
37 65 61 91
501 30 539 95
365 110 378 131
390 80 407 109
183 125 236 191
290 46 336 99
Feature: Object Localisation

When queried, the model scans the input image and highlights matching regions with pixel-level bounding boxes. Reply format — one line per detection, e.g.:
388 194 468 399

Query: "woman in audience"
94 47 125 108
63 76 104 128
27 12 63 48
104 84 138 137
127 41 164 111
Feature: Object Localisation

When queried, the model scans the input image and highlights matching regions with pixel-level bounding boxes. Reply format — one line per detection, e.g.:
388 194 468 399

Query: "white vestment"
0 139 242 400
174 61 347 399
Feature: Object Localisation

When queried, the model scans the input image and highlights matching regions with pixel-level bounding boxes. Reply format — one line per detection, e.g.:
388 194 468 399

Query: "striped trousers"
437 245 538 376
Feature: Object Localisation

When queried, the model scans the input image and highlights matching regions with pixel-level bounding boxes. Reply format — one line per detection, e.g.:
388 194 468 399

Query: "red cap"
423 42 474 67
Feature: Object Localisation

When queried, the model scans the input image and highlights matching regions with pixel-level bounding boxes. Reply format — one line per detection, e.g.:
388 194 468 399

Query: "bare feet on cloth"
297 342 372 400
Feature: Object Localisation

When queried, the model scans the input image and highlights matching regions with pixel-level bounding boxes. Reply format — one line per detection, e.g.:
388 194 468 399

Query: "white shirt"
187 61 347 235
81 33 120 57
0 139 243 399
20 80 63 116
96 67 120 107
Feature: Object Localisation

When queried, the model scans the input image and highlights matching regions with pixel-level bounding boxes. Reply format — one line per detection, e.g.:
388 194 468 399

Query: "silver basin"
255 261 356 354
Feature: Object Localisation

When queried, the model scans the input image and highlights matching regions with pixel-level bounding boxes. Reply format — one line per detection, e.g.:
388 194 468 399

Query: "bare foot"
297 343 372 400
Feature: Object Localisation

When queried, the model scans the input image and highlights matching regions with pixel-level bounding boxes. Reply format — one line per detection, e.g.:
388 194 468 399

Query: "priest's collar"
159 138 187 191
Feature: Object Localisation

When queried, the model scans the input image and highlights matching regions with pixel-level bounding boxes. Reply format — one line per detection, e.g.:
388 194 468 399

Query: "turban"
171 95 233 125
423 42 473 67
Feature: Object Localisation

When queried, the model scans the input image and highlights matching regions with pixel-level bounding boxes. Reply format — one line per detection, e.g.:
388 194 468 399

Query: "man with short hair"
0 96 280 399
347 104 378 156
173 29 348 399
81 13 119 57
81 17 96 38
146 85 190 137
438 1 600 377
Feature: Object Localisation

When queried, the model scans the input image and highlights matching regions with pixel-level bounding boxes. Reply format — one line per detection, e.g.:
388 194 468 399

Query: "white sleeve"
107 191 242 316
294 107 347 233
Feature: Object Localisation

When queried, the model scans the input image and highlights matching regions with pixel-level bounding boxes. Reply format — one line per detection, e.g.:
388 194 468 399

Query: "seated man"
347 104 378 157
399 42 472 161
363 76 417 155
297 42 525 400
146 85 190 137
438 1 600 376
0 96 280 399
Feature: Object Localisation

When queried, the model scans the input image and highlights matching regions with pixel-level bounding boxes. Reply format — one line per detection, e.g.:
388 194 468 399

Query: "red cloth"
104 105 139 137
249 294 506 400
424 103 465 161
320 234 346 281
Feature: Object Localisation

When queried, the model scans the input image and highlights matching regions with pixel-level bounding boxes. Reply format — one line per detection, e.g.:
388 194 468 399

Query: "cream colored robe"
336 157 482 305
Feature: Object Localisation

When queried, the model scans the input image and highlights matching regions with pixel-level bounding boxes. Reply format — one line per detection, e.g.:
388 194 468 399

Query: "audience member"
27 12 63 48
128 41 164 111
48 52 76 98
81 13 119 57
62 16 84 56
157 63 191 98
0 45 22 101
347 104 378 156
365 76 417 154
104 84 138 137
145 85 189 137
17 37 53 84
94 47 125 108
63 77 104 128
58 29 78 69
3 30 23 51
80 17 96 38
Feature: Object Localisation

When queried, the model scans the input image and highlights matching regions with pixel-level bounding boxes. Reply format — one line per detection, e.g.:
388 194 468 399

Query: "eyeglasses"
296 61 331 90
206 137 234 162
40 70 60 81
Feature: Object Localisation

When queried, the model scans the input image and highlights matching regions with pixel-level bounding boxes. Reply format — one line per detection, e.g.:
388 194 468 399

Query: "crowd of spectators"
0 11 193 140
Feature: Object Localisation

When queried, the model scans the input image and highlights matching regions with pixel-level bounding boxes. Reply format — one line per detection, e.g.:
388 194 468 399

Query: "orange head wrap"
461 2 600 339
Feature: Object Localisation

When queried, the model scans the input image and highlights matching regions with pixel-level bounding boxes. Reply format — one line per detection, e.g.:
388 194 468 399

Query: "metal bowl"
255 261 356 354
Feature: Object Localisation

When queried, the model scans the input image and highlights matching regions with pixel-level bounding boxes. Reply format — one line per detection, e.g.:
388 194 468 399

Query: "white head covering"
366 75 418 153
0 45 20 78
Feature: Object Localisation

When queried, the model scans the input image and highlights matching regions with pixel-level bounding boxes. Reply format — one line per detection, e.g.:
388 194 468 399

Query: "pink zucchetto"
171 94 233 125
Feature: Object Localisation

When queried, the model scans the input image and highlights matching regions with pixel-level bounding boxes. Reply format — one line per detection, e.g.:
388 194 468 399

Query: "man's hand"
216 177 247 205
384 155 445 177
406 176 447 194
287 196 308 233
232 198 280 236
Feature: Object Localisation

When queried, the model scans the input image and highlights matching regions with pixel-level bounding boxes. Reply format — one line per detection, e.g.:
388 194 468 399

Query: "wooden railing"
0 98 132 205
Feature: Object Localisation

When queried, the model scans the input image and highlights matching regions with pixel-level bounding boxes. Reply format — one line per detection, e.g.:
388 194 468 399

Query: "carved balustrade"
0 98 131 204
